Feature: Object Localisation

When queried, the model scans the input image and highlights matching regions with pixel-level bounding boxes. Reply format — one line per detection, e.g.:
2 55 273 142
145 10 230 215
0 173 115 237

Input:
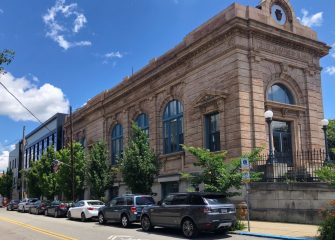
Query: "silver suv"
141 192 236 238
98 194 155 227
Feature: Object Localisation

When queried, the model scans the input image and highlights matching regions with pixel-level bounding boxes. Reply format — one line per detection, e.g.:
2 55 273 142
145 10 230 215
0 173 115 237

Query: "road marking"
0 216 79 240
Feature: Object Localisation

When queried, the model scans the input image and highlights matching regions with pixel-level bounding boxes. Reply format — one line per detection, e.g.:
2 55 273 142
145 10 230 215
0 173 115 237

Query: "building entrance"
272 121 293 164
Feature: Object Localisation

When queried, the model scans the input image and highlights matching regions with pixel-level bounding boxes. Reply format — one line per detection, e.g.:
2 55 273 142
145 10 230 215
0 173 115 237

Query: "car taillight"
87 207 94 211
130 207 137 214
59 204 66 209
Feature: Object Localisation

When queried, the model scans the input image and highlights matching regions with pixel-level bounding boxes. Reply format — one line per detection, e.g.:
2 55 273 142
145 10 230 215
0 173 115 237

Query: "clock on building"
271 4 287 25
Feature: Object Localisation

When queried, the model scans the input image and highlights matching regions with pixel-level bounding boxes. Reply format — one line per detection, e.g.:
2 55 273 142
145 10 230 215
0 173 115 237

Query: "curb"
232 231 316 240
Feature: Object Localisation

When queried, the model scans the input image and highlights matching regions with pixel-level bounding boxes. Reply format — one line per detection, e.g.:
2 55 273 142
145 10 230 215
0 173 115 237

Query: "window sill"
159 151 185 159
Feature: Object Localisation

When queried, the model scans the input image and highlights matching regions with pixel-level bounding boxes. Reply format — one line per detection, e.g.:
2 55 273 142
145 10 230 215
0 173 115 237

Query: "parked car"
98 194 155 227
67 200 105 222
6 199 20 211
29 200 51 215
140 192 236 238
18 198 39 212
45 200 73 218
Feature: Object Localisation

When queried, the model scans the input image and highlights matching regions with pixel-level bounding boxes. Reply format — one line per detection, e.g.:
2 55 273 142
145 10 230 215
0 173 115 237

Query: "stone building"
64 0 330 200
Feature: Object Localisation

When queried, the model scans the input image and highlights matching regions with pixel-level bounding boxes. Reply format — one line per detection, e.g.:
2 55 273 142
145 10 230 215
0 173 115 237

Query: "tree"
86 141 117 199
120 123 159 194
56 142 86 200
26 146 58 199
327 119 335 152
0 49 15 73
182 145 262 197
0 168 13 198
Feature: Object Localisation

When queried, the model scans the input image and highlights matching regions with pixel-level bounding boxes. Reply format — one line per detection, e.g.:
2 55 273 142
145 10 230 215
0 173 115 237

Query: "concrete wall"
246 183 335 224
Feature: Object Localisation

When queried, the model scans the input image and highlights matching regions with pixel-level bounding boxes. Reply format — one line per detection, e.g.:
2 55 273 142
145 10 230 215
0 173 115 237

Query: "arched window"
163 100 184 154
111 124 123 165
267 84 294 105
135 113 149 135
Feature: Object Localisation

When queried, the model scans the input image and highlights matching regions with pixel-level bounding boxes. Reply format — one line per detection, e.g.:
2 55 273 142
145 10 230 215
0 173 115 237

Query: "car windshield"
135 196 155 205
87 201 104 206
203 195 229 205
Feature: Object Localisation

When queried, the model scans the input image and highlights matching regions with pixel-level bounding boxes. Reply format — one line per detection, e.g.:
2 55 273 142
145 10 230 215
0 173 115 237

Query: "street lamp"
264 110 275 163
321 119 331 163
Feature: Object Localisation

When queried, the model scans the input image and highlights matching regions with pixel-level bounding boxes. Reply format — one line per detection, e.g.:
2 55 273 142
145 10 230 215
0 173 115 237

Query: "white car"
18 198 39 212
67 200 105 222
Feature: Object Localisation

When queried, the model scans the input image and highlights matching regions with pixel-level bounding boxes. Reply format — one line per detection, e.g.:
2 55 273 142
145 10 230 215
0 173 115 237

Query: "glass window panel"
267 84 294 104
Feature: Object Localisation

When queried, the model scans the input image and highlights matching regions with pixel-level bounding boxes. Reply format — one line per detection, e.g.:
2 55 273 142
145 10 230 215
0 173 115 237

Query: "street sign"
242 171 250 183
241 157 250 171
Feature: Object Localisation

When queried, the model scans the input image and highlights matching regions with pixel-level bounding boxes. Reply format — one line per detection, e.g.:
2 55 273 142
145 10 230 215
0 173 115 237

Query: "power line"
0 81 52 133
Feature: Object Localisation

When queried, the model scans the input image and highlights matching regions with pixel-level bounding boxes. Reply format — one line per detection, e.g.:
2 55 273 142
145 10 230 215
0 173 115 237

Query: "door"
161 181 179 199
272 121 293 164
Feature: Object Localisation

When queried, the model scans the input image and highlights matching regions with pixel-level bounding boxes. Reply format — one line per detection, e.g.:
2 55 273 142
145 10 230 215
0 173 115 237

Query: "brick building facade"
64 0 330 200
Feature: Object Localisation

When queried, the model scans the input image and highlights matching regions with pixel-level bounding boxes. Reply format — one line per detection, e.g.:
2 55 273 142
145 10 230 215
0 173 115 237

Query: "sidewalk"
232 221 319 240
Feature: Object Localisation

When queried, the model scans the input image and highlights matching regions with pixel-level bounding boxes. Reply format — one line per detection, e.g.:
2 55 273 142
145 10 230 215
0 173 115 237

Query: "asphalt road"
0 208 270 240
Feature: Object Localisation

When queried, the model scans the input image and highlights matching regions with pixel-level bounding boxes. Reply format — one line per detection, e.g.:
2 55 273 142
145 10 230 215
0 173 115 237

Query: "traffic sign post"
241 157 251 232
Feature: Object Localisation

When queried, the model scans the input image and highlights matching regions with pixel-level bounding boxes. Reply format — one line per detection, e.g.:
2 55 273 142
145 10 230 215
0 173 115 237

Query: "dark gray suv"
98 194 155 227
141 192 236 238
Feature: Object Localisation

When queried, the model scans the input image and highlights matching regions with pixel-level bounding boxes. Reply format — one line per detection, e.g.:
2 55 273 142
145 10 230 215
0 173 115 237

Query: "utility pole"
21 126 25 200
70 106 75 202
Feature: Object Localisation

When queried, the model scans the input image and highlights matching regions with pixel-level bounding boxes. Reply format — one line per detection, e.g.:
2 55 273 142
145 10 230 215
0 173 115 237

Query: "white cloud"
104 51 123 59
297 9 323 27
0 9 4 14
325 66 335 76
43 0 91 50
0 144 15 172
0 72 69 122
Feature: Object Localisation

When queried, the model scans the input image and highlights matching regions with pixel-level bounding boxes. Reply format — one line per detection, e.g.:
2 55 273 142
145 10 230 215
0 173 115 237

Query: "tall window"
163 100 184 154
205 112 220 152
112 124 123 165
267 84 294 105
135 113 149 135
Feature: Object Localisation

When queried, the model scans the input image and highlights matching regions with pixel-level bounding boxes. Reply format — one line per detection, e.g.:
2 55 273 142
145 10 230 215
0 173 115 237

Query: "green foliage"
86 141 117 199
327 120 335 150
26 146 58 199
120 123 159 194
0 49 14 73
56 142 86 200
182 145 263 196
0 168 13 198
316 164 335 188
229 220 246 231
318 216 335 240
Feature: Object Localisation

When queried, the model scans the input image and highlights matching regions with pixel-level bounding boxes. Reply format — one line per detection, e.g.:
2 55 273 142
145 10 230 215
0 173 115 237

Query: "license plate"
220 208 228 213
218 222 232 228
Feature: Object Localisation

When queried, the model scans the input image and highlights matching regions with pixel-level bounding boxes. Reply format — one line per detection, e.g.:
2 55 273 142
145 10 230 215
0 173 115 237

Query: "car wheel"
98 213 106 225
141 215 153 232
67 211 72 219
182 218 198 239
81 212 86 222
54 210 58 218
121 214 129 228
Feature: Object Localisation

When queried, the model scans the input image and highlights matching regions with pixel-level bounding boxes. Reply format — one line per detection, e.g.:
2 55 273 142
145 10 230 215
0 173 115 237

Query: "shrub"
318 200 335 240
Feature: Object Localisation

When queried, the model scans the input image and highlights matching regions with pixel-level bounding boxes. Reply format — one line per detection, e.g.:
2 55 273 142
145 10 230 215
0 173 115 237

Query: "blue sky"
0 0 334 171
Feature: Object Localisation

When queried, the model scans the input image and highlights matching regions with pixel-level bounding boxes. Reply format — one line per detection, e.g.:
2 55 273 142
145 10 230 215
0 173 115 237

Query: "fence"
252 149 335 182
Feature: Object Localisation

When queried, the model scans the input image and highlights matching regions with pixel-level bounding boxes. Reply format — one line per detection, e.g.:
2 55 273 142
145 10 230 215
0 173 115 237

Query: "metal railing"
251 149 334 182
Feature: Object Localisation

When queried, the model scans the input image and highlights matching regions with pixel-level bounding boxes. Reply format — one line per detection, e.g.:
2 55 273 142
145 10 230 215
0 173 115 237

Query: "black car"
29 200 51 215
98 194 155 227
45 200 73 218
141 192 236 238
6 199 20 211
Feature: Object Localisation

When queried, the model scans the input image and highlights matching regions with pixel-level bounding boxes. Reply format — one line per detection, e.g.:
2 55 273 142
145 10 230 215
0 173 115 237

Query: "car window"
115 198 124 206
171 194 188 205
87 201 104 206
135 196 155 205
162 195 174 205
189 195 205 205
125 197 133 205
203 195 228 205
110 199 117 207
34 200 41 205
